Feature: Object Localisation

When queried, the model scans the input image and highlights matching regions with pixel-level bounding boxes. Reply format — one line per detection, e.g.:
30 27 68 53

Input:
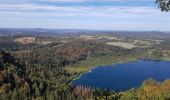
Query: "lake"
73 60 170 91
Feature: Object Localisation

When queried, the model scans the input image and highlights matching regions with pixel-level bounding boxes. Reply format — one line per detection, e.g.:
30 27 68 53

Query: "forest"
0 32 170 100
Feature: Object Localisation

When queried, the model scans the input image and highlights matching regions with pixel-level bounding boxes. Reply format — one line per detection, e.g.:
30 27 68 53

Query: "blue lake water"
73 60 170 91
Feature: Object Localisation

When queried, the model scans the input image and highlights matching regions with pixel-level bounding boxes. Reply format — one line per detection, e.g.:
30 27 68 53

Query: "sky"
0 0 170 31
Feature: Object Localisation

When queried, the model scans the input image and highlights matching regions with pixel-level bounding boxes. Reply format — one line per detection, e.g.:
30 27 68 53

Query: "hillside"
2 49 170 100
0 32 170 100
0 50 31 99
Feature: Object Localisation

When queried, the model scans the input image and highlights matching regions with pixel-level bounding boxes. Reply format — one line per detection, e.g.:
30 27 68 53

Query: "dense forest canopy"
0 31 170 100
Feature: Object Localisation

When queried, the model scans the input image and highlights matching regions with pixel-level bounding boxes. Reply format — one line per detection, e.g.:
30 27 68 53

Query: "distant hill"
0 28 96 36
0 28 170 39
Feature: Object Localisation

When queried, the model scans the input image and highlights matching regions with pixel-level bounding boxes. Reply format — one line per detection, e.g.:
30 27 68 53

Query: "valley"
0 29 170 100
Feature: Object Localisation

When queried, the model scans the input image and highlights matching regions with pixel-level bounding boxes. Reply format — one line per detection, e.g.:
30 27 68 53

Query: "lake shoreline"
72 59 170 91
72 57 170 82
72 58 139 81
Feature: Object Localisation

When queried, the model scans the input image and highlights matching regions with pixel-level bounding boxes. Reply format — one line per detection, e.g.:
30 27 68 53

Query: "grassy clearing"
65 55 138 74
106 42 137 49
80 35 96 40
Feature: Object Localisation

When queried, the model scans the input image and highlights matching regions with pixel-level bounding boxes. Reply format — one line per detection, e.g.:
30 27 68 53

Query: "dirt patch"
14 37 54 45
14 37 36 44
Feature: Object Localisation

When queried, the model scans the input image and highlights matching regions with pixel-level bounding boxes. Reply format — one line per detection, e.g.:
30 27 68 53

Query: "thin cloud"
0 0 169 31
0 0 155 3
0 3 169 21
0 3 160 13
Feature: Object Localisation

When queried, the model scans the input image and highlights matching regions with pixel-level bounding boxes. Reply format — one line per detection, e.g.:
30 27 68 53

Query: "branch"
156 0 170 11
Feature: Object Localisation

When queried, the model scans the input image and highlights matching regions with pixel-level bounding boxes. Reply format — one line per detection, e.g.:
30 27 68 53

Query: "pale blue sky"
0 0 170 31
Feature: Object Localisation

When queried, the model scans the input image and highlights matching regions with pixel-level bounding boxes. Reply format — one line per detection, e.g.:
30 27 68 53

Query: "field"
14 37 36 44
106 42 137 49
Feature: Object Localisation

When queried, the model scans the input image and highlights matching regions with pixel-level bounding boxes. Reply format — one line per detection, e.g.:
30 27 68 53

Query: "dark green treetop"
156 0 170 11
